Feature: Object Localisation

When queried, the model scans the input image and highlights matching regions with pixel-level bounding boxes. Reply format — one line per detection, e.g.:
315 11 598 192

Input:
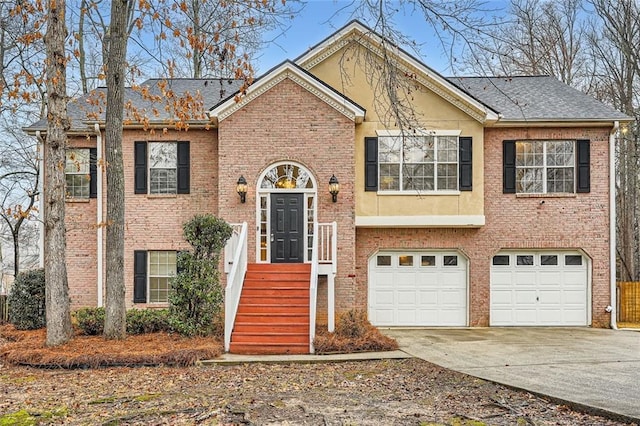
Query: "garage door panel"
369 252 467 327
491 251 588 326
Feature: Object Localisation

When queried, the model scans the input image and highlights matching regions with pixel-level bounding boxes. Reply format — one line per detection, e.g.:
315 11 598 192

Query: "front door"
270 193 304 263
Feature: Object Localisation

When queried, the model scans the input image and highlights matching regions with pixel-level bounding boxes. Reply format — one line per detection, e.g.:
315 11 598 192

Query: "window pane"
437 136 458 162
492 255 510 266
403 164 434 190
65 149 90 173
516 168 543 193
541 255 558 266
547 167 574 193
379 137 401 163
379 164 400 190
399 255 413 266
437 164 458 190
565 255 583 266
150 169 177 194
377 255 392 266
421 255 436 266
443 255 458 266
547 141 574 167
149 143 177 168
517 255 534 266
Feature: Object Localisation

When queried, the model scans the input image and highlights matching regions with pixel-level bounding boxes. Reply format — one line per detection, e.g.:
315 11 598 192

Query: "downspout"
94 123 104 307
610 121 619 330
35 131 45 268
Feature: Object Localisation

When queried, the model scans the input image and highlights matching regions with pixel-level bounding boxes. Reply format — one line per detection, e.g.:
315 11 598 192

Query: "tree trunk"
103 0 129 339
44 0 72 346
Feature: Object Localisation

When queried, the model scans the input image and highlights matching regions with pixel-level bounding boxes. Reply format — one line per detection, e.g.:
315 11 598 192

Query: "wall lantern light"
237 175 248 203
329 174 340 203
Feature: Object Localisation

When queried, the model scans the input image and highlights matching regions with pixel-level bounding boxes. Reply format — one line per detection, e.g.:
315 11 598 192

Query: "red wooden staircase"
229 263 311 354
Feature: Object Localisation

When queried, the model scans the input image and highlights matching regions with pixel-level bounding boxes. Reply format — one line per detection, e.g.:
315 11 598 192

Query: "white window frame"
376 129 461 194
148 142 178 195
147 250 176 303
515 140 575 194
65 148 91 199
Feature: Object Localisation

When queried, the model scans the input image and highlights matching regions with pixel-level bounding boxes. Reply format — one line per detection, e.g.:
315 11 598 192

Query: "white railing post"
224 222 248 352
309 221 320 354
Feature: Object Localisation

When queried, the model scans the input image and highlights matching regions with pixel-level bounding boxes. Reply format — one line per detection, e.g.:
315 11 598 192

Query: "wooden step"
240 287 309 297
229 342 309 355
236 304 309 314
242 278 309 288
234 313 309 324
239 296 309 305
247 263 311 273
231 332 309 344
245 271 310 281
232 323 309 334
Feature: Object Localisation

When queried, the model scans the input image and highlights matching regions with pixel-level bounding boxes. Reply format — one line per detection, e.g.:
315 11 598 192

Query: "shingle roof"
24 78 243 132
448 76 631 122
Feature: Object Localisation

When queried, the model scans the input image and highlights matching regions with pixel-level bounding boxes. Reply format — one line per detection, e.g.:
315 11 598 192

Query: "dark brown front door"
270 193 304 263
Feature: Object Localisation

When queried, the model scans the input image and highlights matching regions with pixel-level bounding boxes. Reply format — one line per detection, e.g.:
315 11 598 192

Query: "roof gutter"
610 121 619 330
94 123 104 308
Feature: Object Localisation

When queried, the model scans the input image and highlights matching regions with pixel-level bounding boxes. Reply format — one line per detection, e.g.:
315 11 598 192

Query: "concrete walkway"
383 327 640 422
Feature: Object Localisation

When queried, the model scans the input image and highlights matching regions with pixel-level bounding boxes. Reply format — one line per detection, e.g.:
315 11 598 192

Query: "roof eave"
490 118 634 127
210 61 366 123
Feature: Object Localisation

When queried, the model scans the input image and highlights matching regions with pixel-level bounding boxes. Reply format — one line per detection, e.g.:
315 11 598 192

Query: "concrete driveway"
383 327 640 422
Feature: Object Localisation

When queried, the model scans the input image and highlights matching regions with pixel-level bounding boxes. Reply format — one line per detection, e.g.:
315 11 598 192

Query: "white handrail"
224 222 248 352
309 221 320 353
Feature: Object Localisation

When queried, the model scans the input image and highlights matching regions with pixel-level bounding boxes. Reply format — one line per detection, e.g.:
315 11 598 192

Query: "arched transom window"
260 163 314 189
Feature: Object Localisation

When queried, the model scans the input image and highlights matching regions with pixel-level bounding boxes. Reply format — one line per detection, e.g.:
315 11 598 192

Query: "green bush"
74 307 105 335
126 309 170 334
169 214 233 336
8 269 46 330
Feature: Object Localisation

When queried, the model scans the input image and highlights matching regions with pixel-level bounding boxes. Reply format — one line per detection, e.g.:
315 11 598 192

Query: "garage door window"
444 255 458 266
541 255 558 265
492 255 509 266
399 255 414 266
565 255 582 265
421 255 436 266
377 255 392 266
517 255 534 266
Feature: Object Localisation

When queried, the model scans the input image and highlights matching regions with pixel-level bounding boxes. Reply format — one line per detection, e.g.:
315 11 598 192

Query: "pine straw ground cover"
0 325 222 368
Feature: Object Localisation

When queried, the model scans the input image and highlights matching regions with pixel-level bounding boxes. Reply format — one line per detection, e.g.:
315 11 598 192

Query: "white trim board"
355 215 485 228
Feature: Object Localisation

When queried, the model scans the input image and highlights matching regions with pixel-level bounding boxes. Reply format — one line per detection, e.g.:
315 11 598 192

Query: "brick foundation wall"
356 127 613 327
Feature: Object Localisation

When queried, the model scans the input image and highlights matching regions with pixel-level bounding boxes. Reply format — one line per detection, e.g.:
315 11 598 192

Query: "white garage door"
490 251 588 326
369 251 467 326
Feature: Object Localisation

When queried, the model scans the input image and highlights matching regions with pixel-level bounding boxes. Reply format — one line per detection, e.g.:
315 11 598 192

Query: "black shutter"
133 250 147 303
365 137 378 191
459 136 473 191
177 141 190 194
89 148 98 198
576 139 590 193
503 140 516 193
134 142 147 194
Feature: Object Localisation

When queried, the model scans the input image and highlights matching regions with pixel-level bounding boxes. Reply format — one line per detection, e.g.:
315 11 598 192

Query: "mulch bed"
0 324 222 368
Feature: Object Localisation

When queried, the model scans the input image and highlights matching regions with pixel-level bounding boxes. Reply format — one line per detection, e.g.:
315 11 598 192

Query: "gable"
295 21 499 124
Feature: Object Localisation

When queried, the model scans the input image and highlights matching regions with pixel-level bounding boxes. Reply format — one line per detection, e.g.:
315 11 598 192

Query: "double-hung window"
504 139 590 194
134 141 190 194
133 250 176 304
65 148 97 199
377 134 460 192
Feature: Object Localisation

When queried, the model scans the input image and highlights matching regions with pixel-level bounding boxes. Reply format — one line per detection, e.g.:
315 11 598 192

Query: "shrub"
74 307 105 335
169 214 233 336
126 309 170 334
8 269 46 330
313 309 399 354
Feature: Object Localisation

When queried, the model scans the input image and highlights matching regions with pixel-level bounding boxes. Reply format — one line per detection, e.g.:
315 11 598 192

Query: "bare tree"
43 0 73 346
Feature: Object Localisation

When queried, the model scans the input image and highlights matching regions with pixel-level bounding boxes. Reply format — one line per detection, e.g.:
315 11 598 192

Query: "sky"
254 0 509 76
